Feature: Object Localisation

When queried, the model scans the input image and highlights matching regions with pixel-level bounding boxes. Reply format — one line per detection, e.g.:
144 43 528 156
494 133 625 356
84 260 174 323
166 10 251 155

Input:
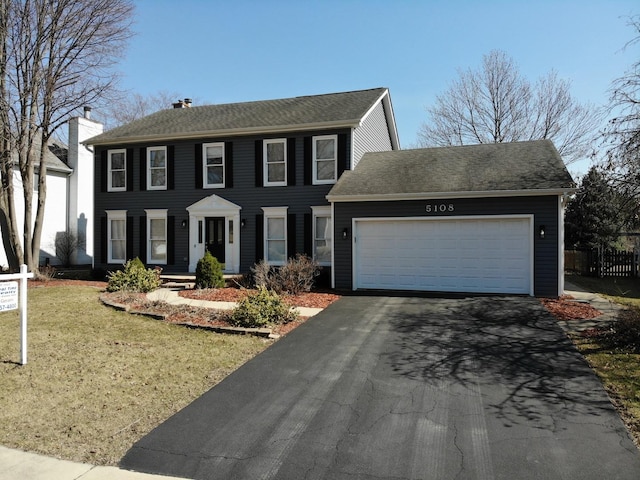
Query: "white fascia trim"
85 120 362 147
356 89 400 151
327 188 578 203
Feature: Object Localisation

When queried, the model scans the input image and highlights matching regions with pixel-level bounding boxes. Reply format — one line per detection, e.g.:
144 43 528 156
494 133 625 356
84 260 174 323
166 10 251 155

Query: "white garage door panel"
355 218 531 294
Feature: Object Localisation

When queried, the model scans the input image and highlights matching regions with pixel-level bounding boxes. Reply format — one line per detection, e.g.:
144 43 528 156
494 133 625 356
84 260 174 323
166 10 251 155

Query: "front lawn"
0 284 270 466
564 275 640 447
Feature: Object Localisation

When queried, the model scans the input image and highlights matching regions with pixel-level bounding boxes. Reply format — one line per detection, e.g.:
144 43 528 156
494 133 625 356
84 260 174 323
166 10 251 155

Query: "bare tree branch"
418 50 603 165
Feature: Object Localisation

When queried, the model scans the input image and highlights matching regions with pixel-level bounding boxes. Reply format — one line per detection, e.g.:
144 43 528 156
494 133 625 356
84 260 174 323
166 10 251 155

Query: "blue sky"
117 0 638 177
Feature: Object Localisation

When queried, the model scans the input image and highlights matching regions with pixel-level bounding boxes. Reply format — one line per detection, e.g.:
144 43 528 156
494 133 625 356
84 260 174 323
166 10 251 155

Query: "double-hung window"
263 139 286 186
108 149 126 191
203 142 224 188
313 135 337 184
146 209 167 265
147 146 167 190
312 206 332 265
106 210 126 263
262 207 287 265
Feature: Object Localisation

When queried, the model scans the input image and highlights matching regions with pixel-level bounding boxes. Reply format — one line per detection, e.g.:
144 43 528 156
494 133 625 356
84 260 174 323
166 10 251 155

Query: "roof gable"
328 140 575 201
86 88 393 146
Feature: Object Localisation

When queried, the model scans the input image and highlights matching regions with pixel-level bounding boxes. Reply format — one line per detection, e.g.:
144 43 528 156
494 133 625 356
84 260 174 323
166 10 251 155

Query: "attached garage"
354 216 532 294
328 140 576 297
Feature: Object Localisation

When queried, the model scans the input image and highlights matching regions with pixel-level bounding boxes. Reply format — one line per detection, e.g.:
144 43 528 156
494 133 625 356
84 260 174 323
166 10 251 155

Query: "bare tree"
98 90 183 128
603 15 640 200
0 0 133 272
418 50 602 164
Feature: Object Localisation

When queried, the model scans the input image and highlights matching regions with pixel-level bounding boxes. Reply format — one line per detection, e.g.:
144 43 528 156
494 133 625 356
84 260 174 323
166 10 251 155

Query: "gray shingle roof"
10 140 71 173
327 140 575 200
86 88 389 146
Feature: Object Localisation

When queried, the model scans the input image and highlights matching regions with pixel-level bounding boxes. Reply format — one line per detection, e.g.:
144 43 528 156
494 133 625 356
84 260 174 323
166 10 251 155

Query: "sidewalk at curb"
559 280 625 335
0 446 189 480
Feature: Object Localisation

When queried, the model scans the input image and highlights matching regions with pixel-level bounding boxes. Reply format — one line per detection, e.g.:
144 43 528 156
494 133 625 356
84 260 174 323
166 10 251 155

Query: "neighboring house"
85 88 399 278
327 140 575 297
0 109 103 268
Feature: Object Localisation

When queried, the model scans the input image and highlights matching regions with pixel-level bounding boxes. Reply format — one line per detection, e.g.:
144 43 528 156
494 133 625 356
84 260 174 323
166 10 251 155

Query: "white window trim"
147 146 167 191
312 134 337 185
146 209 168 265
107 149 126 192
311 206 332 266
262 206 288 265
263 138 287 187
203 142 225 188
106 210 126 263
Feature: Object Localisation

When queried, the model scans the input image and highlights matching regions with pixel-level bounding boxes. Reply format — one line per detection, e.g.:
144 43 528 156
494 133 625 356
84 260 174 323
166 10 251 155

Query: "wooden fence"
565 249 639 277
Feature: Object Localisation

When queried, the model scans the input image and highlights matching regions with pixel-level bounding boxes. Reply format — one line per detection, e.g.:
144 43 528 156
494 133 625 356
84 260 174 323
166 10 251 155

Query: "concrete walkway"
146 288 324 318
559 280 625 335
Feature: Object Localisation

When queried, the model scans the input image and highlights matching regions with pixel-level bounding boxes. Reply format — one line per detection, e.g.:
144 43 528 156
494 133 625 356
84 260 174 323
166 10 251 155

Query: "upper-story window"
203 142 225 188
147 146 167 190
313 135 337 184
108 149 126 192
263 139 287 186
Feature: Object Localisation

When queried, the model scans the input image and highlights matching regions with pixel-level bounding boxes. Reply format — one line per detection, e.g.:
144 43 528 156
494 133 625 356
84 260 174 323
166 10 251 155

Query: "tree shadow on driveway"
384 296 619 430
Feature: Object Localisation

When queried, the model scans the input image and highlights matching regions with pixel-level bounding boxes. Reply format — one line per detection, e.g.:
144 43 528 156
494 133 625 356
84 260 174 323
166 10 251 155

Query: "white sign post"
1 265 34 365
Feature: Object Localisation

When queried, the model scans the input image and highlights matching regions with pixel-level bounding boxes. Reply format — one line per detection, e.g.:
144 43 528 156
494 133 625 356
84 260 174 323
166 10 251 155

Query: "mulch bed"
539 295 602 321
27 279 341 337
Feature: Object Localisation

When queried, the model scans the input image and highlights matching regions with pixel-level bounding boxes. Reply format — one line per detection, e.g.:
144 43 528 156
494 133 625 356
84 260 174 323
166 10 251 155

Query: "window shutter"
255 214 264 262
139 147 147 191
167 215 175 265
255 140 263 187
337 134 348 176
100 150 107 192
225 142 233 188
304 213 312 257
139 216 146 263
100 216 107 263
287 138 296 186
195 143 203 189
126 216 134 261
167 146 175 190
126 149 134 191
303 137 312 185
287 213 296 258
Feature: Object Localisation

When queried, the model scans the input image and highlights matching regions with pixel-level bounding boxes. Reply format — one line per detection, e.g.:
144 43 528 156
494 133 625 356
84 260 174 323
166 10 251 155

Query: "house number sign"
425 203 454 213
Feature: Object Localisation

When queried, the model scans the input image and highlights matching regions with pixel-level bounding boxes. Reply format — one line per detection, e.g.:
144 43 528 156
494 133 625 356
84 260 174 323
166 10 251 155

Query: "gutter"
327 188 578 203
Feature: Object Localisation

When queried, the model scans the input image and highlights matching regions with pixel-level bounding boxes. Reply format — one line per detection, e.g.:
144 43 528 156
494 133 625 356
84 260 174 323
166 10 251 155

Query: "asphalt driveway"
121 295 640 480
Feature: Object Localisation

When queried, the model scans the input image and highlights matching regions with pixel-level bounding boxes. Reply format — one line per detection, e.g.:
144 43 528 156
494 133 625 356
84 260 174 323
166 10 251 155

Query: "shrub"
229 287 297 328
277 254 320 295
195 251 225 289
250 254 320 295
106 258 161 293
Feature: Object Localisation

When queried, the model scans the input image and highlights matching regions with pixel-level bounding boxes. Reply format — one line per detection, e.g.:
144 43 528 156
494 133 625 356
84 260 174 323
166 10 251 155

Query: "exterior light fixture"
241 219 246 228
181 219 188 229
342 228 348 240
539 225 545 239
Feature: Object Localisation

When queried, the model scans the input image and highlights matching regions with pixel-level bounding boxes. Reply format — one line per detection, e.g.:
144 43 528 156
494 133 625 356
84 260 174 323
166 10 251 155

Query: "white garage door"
354 216 532 294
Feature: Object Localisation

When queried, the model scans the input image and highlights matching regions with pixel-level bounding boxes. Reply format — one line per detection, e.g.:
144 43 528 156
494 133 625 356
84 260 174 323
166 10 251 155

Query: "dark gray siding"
94 129 351 273
333 196 560 297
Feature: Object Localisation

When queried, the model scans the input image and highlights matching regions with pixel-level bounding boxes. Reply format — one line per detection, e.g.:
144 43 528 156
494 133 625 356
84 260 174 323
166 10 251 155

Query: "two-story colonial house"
86 88 399 278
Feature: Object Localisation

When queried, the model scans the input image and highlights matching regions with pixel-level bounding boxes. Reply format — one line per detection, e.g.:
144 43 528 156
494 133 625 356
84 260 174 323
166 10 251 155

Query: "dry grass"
0 285 270 466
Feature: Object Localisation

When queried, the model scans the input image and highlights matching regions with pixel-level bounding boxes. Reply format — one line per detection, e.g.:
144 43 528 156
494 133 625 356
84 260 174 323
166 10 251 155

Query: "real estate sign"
0 281 18 311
